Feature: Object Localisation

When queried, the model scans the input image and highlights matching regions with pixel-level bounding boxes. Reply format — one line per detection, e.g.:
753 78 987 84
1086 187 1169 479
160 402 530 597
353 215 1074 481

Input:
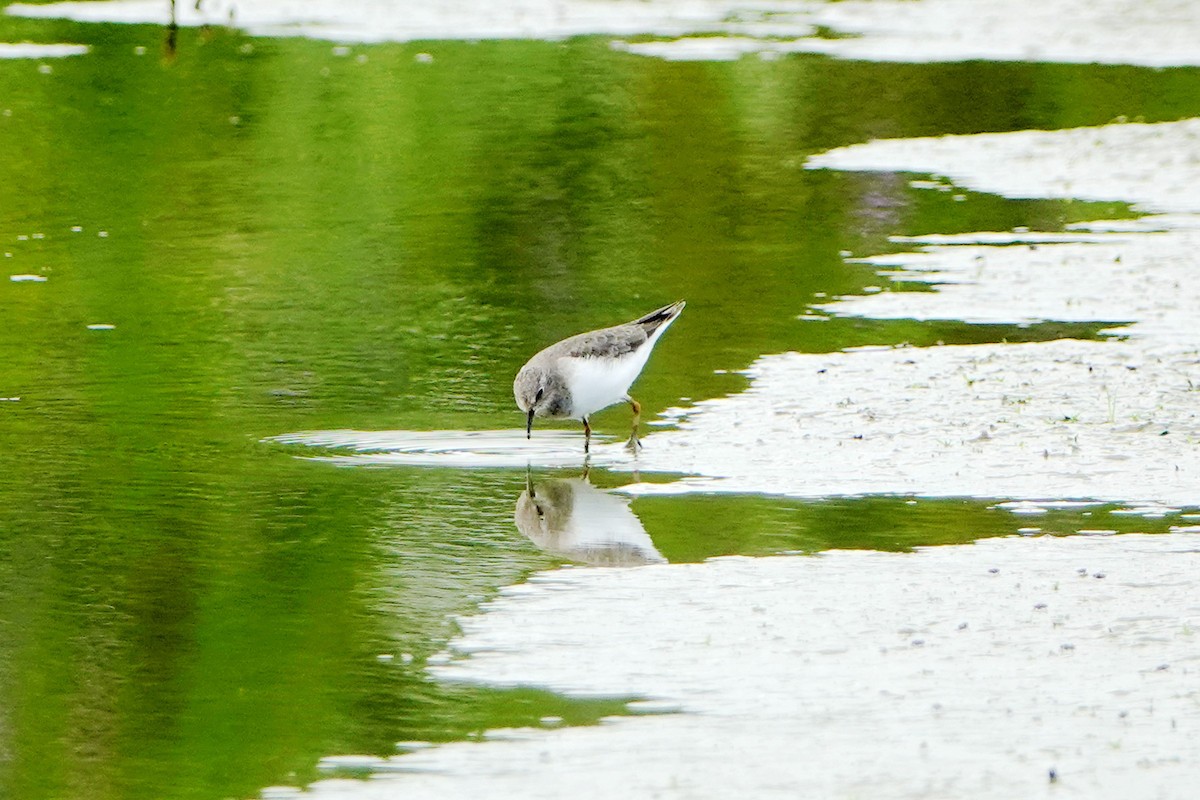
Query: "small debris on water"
86 323 115 330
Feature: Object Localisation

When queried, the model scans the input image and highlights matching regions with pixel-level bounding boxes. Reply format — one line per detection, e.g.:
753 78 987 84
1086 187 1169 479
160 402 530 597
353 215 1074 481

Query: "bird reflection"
515 473 666 567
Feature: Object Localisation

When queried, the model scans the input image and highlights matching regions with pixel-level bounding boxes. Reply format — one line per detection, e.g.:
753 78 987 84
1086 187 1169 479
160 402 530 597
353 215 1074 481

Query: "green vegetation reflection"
546 470 1197 562
630 492 1196 561
3 14 1200 800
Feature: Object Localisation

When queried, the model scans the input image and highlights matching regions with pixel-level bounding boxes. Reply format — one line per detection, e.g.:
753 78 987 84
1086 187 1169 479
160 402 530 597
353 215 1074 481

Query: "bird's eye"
534 388 544 403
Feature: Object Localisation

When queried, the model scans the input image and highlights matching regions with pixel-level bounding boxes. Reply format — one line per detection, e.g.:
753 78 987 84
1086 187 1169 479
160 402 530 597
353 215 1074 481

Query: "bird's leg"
582 417 591 453
625 396 642 453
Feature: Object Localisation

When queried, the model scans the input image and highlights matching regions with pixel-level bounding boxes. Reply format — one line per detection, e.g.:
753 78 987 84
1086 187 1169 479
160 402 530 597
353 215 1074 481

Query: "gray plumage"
514 300 685 451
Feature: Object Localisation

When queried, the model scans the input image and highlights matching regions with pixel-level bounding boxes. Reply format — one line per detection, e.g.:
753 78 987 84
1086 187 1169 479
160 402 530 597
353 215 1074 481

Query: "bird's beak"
526 407 535 439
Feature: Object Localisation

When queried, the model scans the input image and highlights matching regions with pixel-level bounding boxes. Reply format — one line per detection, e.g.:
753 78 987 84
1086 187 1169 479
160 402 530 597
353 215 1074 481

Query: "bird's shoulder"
556 323 648 360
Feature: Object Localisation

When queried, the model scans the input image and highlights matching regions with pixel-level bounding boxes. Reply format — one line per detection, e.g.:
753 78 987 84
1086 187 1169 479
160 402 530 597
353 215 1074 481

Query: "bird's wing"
630 300 685 336
560 324 648 359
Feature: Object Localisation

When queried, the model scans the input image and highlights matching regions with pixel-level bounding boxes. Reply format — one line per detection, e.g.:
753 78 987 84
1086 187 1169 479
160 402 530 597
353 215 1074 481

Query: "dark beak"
526 407 535 439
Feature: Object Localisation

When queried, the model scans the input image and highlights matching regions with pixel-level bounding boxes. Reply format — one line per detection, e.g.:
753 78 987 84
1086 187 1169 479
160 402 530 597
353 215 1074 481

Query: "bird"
514 300 685 453
514 472 667 566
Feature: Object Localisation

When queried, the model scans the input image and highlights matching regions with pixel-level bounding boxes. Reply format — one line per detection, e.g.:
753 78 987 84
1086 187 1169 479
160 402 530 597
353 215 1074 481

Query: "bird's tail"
633 299 686 335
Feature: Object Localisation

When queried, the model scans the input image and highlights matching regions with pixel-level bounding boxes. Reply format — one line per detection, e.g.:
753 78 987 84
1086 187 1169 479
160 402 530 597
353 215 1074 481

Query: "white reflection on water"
267 429 637 469
515 475 665 567
0 42 88 58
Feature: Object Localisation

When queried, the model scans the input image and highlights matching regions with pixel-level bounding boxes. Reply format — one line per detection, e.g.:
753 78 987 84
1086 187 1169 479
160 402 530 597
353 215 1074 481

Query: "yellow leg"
625 397 642 452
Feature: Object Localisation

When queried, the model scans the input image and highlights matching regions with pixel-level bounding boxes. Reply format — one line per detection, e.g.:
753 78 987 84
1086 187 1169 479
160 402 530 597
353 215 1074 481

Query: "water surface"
4 12 1200 799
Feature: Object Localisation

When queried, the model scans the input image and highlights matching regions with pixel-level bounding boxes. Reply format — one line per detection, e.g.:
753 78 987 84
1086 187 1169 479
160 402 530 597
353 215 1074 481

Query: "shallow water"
3 7 1200 800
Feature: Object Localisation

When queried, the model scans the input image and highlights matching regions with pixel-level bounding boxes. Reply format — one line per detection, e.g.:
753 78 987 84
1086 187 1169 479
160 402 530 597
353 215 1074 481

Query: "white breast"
559 347 651 419
557 317 676 420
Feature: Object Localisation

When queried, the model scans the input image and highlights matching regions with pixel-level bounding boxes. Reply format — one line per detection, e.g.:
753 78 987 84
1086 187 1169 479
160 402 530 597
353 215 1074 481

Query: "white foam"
796 0 1200 67
612 35 788 61
605 116 1200 507
627 339 1200 507
267 429 630 469
301 534 1200 799
616 0 1200 67
14 0 1194 69
807 119 1200 216
4 0 812 44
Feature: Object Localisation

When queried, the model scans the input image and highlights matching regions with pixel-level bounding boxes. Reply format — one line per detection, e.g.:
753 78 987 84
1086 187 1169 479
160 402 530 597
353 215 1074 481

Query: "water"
3 13 1200 800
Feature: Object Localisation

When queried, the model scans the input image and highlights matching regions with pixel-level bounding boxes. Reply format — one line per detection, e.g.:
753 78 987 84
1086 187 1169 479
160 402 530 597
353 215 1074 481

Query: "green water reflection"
3 15 1200 800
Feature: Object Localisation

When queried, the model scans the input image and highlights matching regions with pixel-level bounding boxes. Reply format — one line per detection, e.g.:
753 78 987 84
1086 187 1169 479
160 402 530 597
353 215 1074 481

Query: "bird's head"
515 362 572 437
514 366 551 438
